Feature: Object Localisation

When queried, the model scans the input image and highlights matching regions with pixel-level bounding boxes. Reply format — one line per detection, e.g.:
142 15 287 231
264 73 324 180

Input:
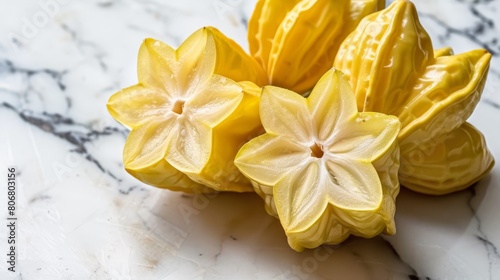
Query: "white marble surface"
0 0 499 279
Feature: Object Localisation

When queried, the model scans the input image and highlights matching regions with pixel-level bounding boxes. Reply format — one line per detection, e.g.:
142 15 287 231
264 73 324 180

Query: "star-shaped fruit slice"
107 27 266 192
235 69 401 251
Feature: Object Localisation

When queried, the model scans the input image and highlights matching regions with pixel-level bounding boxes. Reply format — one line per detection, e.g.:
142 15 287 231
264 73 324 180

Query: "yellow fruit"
333 0 494 195
434 47 454 58
107 27 265 193
248 0 384 94
400 123 495 194
235 69 400 251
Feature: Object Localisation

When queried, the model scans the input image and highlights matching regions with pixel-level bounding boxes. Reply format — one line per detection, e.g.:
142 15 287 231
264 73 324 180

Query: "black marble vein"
419 5 500 58
419 1 500 86
483 98 500 109
408 275 431 280
119 185 144 195
97 1 114 8
240 12 248 29
457 0 495 4
467 187 500 280
29 194 51 204
1 102 129 186
0 59 67 91
418 5 500 109
59 23 108 71
0 59 72 110
381 238 432 280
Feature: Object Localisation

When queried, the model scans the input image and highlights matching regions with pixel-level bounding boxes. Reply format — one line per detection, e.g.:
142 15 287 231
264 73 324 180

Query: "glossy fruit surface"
235 69 400 251
248 0 384 94
107 27 265 192
333 0 494 194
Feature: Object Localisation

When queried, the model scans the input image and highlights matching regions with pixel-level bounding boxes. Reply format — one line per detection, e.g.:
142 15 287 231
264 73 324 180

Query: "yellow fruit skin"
248 0 384 94
189 81 264 192
286 141 400 251
235 69 400 251
108 27 264 193
333 0 494 195
398 50 491 142
124 150 207 193
207 27 268 86
400 123 494 195
334 0 433 115
434 47 454 57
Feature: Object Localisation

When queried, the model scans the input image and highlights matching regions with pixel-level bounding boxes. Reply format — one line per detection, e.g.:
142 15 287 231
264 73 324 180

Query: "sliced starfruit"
235 69 401 251
248 0 385 94
333 0 494 195
107 27 266 193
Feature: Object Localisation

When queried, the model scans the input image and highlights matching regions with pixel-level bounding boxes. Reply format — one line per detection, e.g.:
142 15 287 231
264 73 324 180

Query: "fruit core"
310 142 324 158
172 100 185 115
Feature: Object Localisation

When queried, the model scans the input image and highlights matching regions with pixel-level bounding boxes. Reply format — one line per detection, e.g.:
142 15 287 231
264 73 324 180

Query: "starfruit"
248 0 385 94
235 69 401 251
333 0 494 195
107 27 267 193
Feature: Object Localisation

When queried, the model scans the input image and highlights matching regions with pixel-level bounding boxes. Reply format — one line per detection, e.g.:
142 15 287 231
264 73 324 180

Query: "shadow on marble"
114 168 497 279
130 191 414 279
395 174 491 231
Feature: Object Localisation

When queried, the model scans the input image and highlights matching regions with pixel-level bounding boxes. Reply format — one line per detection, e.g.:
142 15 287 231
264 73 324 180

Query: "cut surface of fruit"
107 27 264 192
235 69 401 251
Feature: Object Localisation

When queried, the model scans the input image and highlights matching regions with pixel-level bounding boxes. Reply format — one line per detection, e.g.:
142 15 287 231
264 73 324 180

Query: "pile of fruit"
107 0 494 251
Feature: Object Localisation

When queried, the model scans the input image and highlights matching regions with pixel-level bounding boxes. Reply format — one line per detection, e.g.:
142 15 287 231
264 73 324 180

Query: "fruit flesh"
235 69 401 251
107 27 265 193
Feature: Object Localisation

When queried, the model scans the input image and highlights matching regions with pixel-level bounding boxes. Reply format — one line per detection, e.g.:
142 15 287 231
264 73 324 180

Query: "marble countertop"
1 0 500 279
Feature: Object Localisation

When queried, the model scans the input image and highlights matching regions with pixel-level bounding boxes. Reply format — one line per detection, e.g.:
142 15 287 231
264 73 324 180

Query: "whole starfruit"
107 27 266 193
248 0 385 94
333 0 494 195
235 69 401 251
